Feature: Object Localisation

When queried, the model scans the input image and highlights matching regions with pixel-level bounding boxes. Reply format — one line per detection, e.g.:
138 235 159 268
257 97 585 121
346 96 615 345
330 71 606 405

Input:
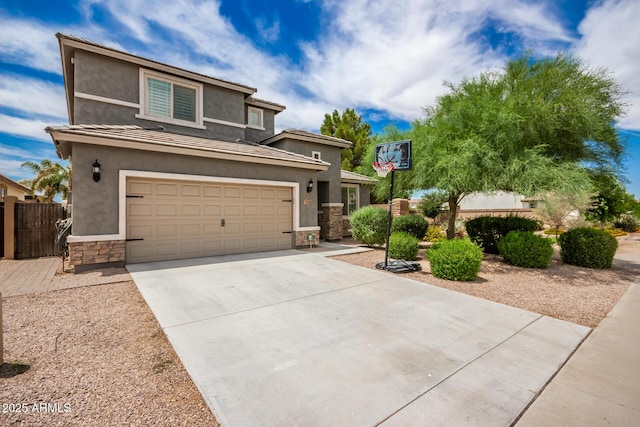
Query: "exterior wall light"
307 179 314 193
92 159 101 182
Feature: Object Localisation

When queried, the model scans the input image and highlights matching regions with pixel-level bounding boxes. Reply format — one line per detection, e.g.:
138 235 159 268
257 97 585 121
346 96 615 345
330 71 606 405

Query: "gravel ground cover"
1 235 637 426
0 281 218 427
332 235 640 328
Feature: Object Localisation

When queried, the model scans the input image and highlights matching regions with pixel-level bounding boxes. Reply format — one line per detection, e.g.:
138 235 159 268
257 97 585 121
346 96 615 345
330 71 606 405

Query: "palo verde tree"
320 108 372 171
409 53 626 239
20 159 71 202
586 172 634 229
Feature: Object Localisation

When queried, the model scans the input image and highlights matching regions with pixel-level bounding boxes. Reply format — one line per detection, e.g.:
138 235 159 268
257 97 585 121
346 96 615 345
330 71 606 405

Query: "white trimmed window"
341 185 359 217
247 107 264 129
137 69 204 128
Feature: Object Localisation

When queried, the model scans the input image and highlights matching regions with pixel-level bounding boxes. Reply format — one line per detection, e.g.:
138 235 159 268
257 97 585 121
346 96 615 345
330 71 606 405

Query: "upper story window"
137 69 204 129
247 107 264 129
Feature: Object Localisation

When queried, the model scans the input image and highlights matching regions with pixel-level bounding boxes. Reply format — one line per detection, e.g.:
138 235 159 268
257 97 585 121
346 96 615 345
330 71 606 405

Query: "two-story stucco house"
46 34 375 271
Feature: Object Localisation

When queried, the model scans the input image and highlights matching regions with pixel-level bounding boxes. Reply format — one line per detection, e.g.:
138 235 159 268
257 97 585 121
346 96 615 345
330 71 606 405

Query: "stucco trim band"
75 91 140 109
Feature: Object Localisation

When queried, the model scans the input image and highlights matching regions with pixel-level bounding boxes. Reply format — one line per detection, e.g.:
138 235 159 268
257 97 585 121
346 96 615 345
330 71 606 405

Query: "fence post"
3 196 17 259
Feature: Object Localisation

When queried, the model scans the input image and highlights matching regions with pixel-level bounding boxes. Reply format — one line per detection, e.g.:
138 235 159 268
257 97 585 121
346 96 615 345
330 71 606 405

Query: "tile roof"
261 129 352 148
341 169 378 184
46 125 329 170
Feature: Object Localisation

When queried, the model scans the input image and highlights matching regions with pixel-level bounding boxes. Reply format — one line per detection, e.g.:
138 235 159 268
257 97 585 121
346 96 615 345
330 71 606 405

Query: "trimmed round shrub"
388 232 420 260
350 206 388 247
424 225 446 242
465 215 540 254
497 231 554 269
559 227 618 269
427 239 483 281
391 214 429 240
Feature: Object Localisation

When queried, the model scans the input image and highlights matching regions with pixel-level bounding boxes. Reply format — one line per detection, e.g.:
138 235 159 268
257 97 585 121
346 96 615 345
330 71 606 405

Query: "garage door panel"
261 205 276 216
224 223 242 234
261 188 276 199
181 204 201 216
128 204 152 216
156 204 178 216
243 188 259 198
204 186 222 197
203 224 221 236
157 183 178 196
128 181 152 195
180 241 202 254
128 222 152 235
204 204 222 215
156 242 179 256
180 224 202 236
181 184 201 197
243 222 260 233
224 204 241 216
224 187 242 198
243 205 259 215
156 224 178 238
127 178 293 263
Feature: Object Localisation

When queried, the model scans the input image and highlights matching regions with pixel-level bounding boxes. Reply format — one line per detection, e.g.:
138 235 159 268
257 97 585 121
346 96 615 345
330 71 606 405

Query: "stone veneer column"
69 240 126 272
321 203 344 241
295 230 320 247
391 198 409 217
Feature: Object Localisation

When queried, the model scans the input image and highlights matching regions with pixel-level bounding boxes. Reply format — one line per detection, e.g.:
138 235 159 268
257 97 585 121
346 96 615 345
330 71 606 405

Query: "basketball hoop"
373 162 394 178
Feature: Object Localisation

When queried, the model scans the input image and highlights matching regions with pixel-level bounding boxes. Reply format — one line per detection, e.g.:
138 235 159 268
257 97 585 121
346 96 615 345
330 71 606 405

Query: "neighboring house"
0 173 30 201
46 33 374 271
457 191 537 220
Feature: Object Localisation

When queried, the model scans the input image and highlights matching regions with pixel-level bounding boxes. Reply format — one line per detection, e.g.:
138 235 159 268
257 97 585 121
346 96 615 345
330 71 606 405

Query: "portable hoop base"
376 260 422 273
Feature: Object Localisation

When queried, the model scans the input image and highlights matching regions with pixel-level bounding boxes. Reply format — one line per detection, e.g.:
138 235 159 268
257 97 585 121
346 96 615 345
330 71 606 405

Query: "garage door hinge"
126 195 144 198
126 238 144 241
282 231 293 234
282 199 292 202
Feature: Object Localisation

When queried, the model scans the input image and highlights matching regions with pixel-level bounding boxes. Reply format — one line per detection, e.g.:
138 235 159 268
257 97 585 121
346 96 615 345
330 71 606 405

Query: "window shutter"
174 85 196 122
147 78 171 118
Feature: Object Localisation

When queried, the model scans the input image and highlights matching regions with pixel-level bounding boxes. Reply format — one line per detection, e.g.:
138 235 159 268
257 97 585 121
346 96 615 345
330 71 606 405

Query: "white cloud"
0 158 29 181
0 114 54 141
0 14 61 73
574 0 640 131
0 74 67 120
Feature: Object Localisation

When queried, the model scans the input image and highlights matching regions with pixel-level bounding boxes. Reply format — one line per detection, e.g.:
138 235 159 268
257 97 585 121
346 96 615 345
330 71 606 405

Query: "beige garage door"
126 178 293 263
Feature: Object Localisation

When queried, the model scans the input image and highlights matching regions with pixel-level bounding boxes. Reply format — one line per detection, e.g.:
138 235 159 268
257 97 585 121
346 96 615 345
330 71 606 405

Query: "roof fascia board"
263 132 352 148
246 98 286 113
60 38 257 95
48 131 329 171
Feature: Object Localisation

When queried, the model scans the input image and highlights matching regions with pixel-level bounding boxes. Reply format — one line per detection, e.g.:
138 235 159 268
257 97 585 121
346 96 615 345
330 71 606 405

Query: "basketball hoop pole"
383 169 395 269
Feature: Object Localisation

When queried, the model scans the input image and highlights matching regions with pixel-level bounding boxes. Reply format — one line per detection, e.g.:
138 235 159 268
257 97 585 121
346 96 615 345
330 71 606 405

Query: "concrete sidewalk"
516 254 640 426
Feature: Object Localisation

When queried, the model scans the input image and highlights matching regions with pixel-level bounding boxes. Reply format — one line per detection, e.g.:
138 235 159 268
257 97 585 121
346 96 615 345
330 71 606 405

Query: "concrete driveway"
128 250 589 427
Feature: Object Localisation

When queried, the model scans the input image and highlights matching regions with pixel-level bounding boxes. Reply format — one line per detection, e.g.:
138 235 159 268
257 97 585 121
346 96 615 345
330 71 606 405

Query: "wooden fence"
14 202 66 259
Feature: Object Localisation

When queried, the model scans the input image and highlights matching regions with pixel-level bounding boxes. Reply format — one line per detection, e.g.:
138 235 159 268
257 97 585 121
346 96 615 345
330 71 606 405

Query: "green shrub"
388 232 420 260
427 239 483 281
423 225 446 242
559 227 618 269
465 215 540 254
613 214 640 232
392 214 429 240
350 206 388 247
497 231 554 269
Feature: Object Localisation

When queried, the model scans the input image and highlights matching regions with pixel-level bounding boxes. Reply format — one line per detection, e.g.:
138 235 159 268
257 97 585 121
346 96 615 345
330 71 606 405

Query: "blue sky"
1 0 639 196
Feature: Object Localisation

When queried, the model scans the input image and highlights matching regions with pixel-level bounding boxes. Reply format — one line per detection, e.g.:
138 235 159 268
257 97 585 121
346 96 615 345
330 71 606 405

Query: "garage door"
126 178 293 263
